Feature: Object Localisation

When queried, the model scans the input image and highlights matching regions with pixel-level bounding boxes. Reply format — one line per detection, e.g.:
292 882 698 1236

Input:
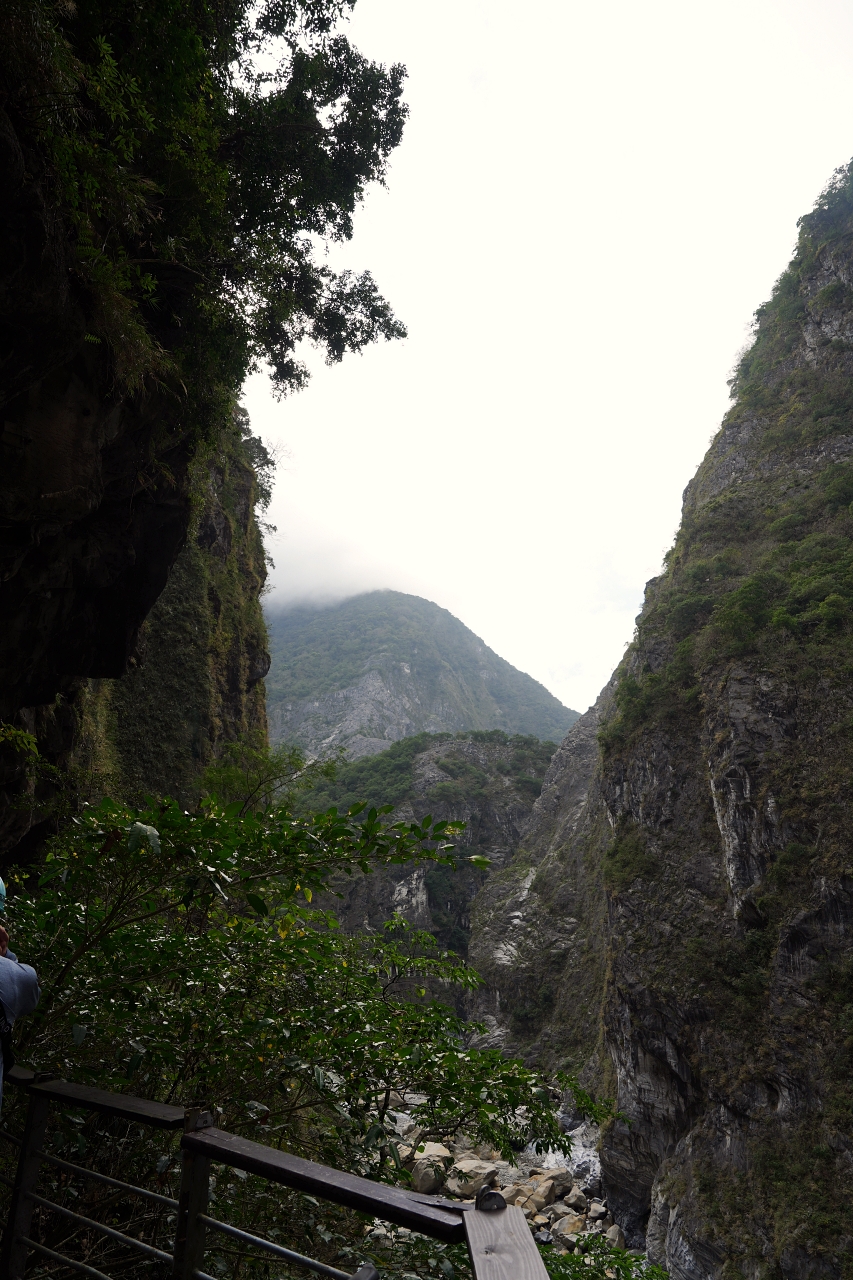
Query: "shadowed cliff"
0 0 407 853
0 415 271 858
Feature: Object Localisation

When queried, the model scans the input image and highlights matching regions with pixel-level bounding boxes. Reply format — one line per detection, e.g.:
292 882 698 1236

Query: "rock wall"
0 75 212 722
0 392 270 853
271 664 450 759
71 429 270 810
467 692 613 1064
466 172 853 1278
0 89 208 853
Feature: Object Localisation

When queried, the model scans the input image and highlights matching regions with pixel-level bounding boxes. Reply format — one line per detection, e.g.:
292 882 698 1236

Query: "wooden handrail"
1 1069 549 1279
4 1067 185 1128
181 1126 467 1243
26 1078 185 1129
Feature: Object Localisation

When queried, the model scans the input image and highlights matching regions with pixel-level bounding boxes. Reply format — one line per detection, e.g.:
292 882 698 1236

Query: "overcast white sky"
244 0 853 714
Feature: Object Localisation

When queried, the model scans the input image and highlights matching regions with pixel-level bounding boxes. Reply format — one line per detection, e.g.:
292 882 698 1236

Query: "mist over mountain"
265 590 579 758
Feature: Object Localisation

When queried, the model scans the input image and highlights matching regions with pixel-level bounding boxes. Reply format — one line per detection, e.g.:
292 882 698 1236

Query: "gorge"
3 5 853 1278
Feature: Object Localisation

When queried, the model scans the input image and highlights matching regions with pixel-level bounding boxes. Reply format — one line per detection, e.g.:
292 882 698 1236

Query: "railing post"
0 1088 51 1279
172 1109 213 1279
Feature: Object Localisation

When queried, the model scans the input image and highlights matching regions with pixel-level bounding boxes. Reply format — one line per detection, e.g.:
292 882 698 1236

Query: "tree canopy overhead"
3 0 408 400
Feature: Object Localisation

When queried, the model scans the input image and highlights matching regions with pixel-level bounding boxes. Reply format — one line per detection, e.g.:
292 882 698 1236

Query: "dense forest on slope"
303 729 557 814
462 163 853 1278
266 591 579 757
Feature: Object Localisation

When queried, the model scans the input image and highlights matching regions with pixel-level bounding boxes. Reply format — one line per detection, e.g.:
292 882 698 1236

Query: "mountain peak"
264 590 578 758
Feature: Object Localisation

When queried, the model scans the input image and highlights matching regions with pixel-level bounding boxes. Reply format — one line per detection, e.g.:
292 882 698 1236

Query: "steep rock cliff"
467 691 614 1065
466 169 853 1278
0 417 271 858
0 37 228 724
0 73 211 853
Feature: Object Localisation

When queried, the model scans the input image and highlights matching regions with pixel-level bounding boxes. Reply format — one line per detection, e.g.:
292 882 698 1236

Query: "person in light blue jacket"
0 877 40 1111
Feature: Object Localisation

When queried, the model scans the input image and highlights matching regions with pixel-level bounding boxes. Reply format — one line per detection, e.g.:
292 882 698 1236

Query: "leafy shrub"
666 594 715 639
820 463 853 512
10 796 586 1173
428 780 472 804
711 574 783 643
435 758 489 789
513 774 544 799
769 511 808 539
767 841 811 888
542 1235 669 1280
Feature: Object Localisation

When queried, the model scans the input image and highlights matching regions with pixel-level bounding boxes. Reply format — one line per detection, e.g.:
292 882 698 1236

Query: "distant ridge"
265 590 579 758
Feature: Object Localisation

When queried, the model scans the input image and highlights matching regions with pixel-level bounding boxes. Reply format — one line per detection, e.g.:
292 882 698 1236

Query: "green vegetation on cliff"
606 166 853 705
301 729 557 814
300 730 557 957
602 161 853 828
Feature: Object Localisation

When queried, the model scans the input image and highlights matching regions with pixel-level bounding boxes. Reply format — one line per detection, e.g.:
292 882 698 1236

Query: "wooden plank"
181 1128 466 1244
464 1205 549 1280
28 1079 185 1129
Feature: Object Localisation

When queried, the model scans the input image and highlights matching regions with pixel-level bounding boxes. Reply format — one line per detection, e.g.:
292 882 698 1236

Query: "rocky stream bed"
365 1103 647 1262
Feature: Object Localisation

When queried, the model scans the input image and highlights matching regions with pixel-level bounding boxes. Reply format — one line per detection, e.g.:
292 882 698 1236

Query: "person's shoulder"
0 954 37 980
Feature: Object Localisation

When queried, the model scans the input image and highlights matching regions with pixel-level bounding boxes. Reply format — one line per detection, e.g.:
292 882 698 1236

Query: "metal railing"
0 1065 547 1279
